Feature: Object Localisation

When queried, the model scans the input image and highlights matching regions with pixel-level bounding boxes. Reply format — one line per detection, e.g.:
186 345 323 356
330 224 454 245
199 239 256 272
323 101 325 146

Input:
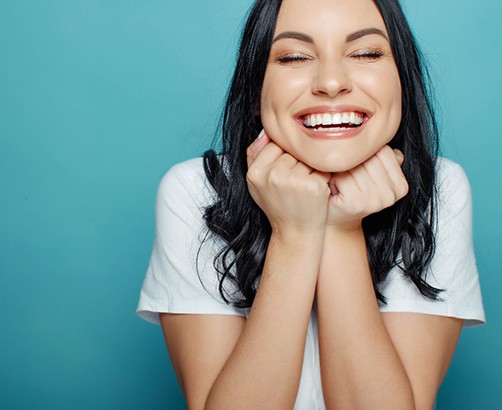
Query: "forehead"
275 0 387 37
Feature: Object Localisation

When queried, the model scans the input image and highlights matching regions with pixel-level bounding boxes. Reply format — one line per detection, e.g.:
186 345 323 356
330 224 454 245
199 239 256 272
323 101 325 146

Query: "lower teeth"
313 126 355 131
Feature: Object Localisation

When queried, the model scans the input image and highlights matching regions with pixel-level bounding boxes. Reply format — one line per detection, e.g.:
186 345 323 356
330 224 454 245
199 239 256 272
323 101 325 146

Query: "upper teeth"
303 112 364 127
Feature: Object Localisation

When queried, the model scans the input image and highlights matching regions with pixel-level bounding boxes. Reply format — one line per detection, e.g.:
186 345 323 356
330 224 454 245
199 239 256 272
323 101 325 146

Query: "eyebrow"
272 27 389 44
272 31 314 44
346 28 388 43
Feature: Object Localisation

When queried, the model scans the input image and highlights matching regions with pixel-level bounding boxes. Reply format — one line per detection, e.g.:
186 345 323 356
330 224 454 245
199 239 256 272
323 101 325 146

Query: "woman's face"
260 0 402 172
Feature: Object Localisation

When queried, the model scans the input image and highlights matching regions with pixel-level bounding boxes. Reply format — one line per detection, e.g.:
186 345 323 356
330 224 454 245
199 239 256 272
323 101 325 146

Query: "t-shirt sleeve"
136 158 247 325
379 158 485 327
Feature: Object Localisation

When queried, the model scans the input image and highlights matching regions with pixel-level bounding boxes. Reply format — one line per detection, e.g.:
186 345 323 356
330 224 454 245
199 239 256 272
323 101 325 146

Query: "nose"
312 60 352 97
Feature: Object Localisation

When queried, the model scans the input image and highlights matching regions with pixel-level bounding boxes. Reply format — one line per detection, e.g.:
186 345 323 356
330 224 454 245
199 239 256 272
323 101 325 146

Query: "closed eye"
351 50 385 60
274 53 312 64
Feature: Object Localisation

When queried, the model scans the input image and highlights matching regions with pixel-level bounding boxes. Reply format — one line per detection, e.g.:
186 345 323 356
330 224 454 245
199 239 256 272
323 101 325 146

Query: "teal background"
0 0 500 408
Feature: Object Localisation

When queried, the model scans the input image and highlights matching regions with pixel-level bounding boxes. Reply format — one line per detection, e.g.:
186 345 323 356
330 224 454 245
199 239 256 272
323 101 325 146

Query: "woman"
137 0 485 408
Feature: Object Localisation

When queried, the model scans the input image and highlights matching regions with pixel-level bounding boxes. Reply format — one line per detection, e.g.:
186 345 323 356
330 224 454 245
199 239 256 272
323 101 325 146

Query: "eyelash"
351 50 385 60
274 53 311 64
274 49 385 64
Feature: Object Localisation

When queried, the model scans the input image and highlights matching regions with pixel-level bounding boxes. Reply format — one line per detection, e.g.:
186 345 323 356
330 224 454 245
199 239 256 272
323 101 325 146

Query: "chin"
300 152 366 173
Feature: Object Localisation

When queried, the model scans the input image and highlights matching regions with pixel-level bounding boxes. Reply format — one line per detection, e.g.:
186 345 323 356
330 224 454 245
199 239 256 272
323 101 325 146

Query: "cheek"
388 75 402 135
258 83 278 137
259 76 275 120
260 72 312 152
260 73 288 141
383 69 402 119
360 67 402 125
386 68 402 113
260 69 311 121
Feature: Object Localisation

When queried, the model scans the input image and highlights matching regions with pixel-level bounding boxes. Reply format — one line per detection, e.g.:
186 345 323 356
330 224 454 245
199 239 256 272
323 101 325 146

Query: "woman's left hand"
326 145 409 232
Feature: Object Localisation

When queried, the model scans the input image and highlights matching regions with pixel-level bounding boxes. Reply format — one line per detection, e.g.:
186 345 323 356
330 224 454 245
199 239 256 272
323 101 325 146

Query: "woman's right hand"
246 130 331 236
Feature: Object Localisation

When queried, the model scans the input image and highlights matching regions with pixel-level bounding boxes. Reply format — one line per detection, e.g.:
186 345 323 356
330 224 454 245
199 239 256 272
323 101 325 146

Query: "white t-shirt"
137 156 485 409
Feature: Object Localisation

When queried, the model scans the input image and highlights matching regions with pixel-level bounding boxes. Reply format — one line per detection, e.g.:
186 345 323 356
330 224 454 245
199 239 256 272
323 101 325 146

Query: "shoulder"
380 157 485 326
156 157 216 214
137 157 246 323
158 157 207 195
435 157 472 220
433 158 484 326
435 157 470 190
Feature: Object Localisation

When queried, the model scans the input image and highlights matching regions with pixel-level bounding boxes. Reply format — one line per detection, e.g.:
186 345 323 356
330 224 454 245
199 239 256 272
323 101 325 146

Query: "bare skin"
161 1 463 407
161 135 462 410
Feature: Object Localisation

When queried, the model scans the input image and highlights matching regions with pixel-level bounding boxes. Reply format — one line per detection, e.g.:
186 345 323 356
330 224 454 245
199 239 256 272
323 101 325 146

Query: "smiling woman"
136 0 485 409
261 1 402 172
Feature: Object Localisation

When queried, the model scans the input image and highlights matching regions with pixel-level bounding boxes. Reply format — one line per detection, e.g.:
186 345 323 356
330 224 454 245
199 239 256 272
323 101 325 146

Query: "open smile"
294 106 371 139
302 111 366 131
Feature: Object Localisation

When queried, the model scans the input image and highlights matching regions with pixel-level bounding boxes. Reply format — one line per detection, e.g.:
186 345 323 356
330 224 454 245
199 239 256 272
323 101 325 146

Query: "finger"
375 146 409 197
329 171 360 200
247 139 285 169
376 145 404 175
310 169 331 184
246 130 271 168
291 162 331 188
291 158 314 174
362 153 393 188
347 162 373 193
276 151 301 169
247 130 269 160
393 148 405 166
251 130 269 159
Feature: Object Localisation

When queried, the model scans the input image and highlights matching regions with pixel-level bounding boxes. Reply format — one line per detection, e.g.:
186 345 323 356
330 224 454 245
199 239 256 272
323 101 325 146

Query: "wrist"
271 225 326 245
323 223 365 246
267 228 326 280
325 220 363 235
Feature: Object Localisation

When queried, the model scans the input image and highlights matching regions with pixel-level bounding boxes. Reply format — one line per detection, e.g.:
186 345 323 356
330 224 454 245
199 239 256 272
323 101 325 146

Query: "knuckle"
246 144 255 157
268 168 284 187
382 189 397 208
394 178 409 199
400 180 410 196
378 145 393 159
303 177 327 197
246 166 262 183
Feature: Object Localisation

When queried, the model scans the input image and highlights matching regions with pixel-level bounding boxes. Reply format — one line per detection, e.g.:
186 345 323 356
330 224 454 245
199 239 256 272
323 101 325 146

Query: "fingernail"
256 129 265 140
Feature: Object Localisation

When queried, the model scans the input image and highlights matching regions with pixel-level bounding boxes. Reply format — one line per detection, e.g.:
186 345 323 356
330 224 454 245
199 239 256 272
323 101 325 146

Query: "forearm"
317 228 415 409
205 230 323 410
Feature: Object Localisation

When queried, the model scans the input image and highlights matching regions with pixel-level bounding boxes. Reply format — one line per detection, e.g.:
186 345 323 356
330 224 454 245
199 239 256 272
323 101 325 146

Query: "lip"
294 104 371 140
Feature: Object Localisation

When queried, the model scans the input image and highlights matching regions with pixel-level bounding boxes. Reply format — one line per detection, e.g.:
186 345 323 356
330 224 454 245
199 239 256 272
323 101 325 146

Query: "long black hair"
201 0 443 308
